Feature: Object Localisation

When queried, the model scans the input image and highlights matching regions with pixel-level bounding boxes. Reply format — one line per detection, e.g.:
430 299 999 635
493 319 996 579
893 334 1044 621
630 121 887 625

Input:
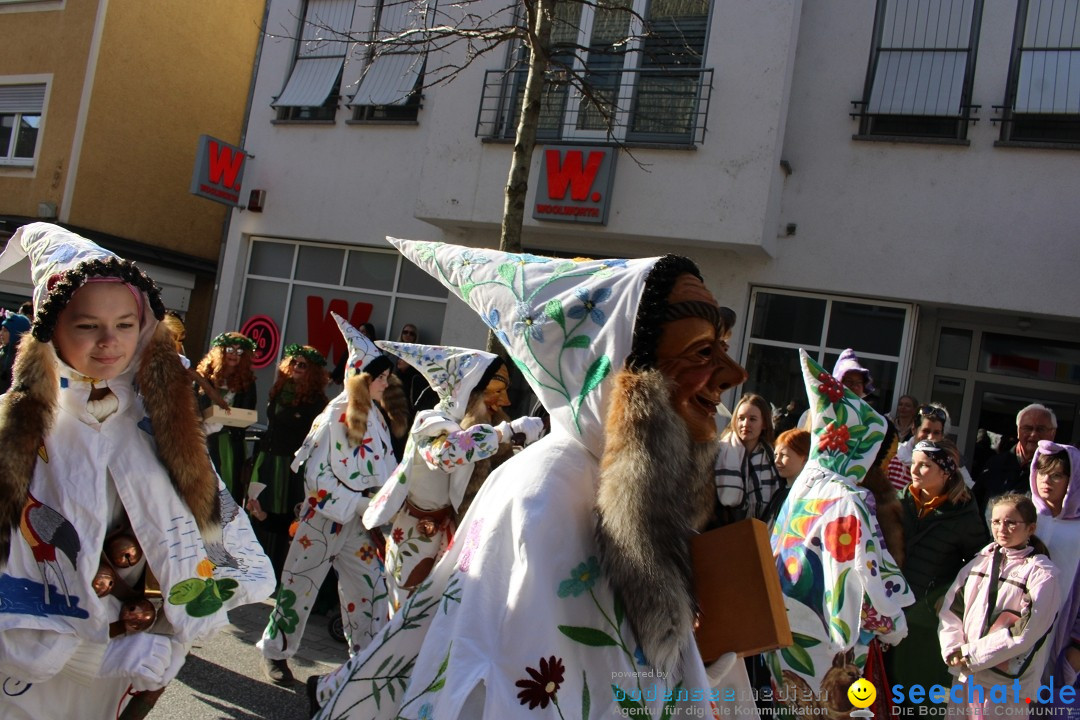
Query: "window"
0 83 44 165
348 0 431 122
854 0 983 141
999 0 1080 144
476 0 713 145
272 0 356 121
740 289 914 419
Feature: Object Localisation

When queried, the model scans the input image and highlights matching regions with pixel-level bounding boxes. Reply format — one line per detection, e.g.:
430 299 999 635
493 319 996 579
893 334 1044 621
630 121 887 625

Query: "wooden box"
691 518 792 661
202 406 258 428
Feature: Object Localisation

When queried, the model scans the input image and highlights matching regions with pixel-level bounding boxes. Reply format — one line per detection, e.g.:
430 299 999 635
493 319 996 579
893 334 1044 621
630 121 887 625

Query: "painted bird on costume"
19 492 80 606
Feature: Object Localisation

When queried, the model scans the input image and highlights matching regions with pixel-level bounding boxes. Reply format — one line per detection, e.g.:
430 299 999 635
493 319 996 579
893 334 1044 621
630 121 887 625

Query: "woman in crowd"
887 438 988 701
0 311 31 394
715 393 781 524
889 394 919 443
196 332 258 500
246 344 329 579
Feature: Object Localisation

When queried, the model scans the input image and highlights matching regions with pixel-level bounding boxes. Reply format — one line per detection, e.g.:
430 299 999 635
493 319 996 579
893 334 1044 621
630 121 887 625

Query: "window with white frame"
854 0 983 141
740 289 914 420
478 0 713 145
999 0 1080 144
273 0 355 122
0 83 44 165
348 0 431 122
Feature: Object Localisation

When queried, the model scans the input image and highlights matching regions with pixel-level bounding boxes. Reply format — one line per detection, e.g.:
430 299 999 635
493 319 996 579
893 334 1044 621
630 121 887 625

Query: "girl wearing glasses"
938 493 1061 715
246 345 329 579
888 439 989 705
196 333 258 500
1029 442 1080 698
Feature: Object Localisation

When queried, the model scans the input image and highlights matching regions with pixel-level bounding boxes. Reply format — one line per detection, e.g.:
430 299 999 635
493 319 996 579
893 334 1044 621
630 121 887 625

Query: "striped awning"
0 84 46 114
273 0 356 108
350 0 431 106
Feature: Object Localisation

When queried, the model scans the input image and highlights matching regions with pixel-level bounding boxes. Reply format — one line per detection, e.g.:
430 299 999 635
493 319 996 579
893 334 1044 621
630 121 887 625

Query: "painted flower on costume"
823 515 861 563
818 422 851 454
558 557 601 598
515 656 565 710
817 371 845 403
567 287 612 325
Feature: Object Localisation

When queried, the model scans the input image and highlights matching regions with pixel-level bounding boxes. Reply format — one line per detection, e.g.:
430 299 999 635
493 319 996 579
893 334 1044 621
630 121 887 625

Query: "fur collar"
0 324 221 567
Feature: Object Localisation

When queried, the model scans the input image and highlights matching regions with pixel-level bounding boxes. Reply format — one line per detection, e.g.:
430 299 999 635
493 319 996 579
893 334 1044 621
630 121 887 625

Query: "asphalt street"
147 599 344 720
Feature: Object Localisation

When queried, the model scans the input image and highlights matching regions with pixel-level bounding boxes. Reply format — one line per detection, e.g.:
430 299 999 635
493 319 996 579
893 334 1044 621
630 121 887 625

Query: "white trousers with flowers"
258 512 389 659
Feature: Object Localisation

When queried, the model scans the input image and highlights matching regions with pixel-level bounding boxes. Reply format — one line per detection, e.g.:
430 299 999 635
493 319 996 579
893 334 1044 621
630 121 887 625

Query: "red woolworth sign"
533 145 616 225
190 134 247 206
305 296 374 365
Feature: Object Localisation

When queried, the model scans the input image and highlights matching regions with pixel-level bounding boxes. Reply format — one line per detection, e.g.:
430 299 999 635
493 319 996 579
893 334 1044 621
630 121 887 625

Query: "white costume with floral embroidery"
0 224 274 719
315 239 755 720
767 351 913 720
364 344 505 611
259 313 397 659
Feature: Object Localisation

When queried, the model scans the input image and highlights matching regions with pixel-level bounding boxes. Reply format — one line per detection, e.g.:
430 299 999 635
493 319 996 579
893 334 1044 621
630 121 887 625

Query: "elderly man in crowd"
975 403 1057 512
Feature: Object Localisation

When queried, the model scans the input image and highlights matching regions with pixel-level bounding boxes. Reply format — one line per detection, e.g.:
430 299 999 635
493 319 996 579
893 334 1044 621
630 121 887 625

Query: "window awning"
273 0 356 108
350 0 431 106
0 84 46 114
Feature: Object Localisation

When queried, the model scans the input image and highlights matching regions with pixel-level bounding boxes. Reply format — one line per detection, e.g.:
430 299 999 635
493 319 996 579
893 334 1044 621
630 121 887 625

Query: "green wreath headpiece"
283 343 326 367
211 332 257 352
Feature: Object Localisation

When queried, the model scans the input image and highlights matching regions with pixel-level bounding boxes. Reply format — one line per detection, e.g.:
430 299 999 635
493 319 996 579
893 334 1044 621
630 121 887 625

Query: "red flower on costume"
515 656 565 709
823 515 861 563
817 371 845 403
818 422 851 454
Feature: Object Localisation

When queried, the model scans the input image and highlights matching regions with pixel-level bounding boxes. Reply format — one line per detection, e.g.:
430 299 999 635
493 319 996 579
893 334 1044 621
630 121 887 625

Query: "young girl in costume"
0 223 273 719
246 344 329 579
939 493 1062 716
196 332 258 500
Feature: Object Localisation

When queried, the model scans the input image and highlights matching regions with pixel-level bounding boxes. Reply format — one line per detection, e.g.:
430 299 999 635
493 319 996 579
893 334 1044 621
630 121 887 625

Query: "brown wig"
196 334 256 394
269 349 329 406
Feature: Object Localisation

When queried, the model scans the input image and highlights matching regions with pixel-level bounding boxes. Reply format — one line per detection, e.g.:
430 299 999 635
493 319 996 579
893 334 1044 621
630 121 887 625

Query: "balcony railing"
476 66 713 146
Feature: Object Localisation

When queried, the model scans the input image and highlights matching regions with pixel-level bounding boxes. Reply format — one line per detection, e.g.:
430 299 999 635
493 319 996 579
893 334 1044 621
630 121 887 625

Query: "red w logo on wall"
190 134 247 206
306 296 374 365
533 145 616 225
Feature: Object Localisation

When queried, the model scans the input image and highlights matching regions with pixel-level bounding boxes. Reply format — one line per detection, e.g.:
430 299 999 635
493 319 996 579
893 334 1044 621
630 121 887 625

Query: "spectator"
392 323 427 408
889 394 919 443
715 393 781 525
887 403 950 492
887 439 989 704
833 348 874 399
0 312 31 394
0 223 272 718
17 299 32 318
976 404 1058 513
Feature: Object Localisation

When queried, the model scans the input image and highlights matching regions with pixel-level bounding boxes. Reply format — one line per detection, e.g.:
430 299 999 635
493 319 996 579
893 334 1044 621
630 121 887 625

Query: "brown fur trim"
136 323 220 536
0 336 59 567
346 374 372 446
380 374 409 439
596 368 718 676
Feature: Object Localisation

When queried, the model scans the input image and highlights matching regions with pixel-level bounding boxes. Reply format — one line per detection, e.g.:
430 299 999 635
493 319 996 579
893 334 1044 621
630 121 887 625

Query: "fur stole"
0 325 221 567
346 373 410 446
595 368 718 676
381 373 409 439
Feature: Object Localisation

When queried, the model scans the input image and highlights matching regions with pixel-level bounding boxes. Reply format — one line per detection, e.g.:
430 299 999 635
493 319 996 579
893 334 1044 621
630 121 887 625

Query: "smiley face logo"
848 678 876 709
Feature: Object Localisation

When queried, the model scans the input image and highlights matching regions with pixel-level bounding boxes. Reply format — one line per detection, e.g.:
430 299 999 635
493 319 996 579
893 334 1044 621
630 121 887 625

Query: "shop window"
997 0 1080 145
853 0 983 141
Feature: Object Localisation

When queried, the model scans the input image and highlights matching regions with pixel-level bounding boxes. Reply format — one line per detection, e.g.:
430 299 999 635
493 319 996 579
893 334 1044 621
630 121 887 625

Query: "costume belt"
403 498 454 538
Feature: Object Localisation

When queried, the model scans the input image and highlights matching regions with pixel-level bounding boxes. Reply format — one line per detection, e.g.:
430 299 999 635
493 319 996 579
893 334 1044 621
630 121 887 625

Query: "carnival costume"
767 350 914 720
313 239 756 719
258 313 397 661
0 223 274 718
198 332 258 500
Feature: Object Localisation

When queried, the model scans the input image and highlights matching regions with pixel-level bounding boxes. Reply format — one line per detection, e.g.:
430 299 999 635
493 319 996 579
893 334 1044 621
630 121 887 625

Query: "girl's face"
370 369 390 403
774 444 807 480
735 402 763 448
1036 464 1069 514
990 504 1035 549
53 283 140 380
910 451 948 499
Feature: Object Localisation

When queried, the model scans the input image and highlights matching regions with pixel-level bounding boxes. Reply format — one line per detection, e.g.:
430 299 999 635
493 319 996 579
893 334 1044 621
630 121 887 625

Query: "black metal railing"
476 66 713 145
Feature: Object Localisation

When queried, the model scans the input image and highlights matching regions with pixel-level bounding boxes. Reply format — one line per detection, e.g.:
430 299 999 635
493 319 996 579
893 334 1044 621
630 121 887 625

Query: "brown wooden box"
202 406 258 428
691 518 792 661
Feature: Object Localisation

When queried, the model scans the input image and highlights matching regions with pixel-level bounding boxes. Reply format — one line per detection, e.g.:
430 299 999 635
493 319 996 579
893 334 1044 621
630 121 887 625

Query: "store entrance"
967 382 1078 476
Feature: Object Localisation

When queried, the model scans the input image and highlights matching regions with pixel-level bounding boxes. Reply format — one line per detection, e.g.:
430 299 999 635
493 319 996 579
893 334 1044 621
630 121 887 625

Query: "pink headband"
80 276 145 320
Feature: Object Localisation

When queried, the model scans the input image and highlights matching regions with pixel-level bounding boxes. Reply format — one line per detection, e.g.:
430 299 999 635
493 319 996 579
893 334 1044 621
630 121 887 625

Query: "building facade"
215 0 1079 457
0 0 265 350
